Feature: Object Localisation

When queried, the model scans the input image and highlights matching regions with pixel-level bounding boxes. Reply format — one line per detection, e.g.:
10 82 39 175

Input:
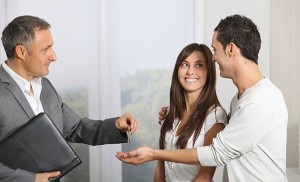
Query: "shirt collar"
1 61 42 93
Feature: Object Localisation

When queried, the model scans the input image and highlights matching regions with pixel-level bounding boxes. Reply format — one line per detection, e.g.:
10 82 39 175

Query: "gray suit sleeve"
61 103 127 145
0 163 35 182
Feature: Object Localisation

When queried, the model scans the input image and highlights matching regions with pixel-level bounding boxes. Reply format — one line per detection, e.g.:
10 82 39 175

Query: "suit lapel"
40 80 51 117
0 65 35 119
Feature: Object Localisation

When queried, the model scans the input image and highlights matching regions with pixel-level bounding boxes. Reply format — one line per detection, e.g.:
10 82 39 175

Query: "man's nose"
50 49 57 62
212 55 217 63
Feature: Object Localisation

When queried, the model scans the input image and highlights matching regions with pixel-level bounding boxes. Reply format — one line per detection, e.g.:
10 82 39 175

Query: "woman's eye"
181 63 188 67
196 63 203 68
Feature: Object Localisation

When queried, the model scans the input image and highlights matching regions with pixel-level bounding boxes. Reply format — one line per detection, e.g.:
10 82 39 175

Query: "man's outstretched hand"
115 146 155 165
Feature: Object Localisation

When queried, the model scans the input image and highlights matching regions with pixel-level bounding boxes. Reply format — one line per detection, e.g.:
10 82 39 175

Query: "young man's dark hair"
214 14 261 64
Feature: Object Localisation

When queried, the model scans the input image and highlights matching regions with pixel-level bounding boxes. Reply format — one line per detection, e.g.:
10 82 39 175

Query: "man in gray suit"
0 15 138 182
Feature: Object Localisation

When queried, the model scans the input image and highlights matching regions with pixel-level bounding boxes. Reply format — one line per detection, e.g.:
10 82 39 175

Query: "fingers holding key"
116 113 138 133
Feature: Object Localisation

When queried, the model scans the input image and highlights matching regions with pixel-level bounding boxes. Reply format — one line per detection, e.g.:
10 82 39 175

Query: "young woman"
154 43 227 182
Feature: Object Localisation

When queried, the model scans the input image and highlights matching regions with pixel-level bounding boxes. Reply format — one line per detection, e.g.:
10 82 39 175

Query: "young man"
0 15 137 182
116 14 288 182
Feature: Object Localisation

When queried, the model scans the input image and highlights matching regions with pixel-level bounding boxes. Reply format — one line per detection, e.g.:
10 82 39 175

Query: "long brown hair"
159 43 221 149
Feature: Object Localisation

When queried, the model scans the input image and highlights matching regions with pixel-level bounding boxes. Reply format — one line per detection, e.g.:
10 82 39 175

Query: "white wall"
271 0 300 168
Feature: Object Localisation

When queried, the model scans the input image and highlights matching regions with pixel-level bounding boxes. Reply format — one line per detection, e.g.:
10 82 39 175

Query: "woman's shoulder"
206 105 228 124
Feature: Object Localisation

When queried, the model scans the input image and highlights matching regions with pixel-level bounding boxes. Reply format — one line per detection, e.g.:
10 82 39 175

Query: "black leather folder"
0 113 82 182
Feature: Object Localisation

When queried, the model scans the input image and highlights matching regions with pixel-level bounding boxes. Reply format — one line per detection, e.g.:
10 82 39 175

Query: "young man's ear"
15 44 27 60
227 42 237 57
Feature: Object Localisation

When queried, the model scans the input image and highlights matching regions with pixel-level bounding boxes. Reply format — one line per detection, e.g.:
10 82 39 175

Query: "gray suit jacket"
0 65 127 181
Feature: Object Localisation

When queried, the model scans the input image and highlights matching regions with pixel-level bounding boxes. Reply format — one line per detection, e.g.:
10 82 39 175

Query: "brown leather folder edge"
0 113 82 181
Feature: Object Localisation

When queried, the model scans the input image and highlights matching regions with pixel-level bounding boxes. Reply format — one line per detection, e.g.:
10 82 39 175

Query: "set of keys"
126 129 131 144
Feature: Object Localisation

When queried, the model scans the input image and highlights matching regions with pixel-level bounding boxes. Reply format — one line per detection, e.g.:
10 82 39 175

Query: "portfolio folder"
0 113 82 182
